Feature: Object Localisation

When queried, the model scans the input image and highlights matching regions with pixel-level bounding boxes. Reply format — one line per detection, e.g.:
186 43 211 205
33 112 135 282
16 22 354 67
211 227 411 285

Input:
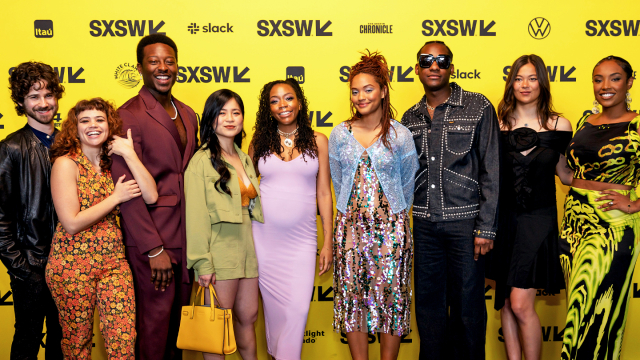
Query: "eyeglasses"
418 54 452 69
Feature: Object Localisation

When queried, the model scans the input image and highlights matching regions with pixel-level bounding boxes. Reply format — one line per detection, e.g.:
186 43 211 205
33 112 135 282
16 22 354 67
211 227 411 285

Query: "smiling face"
137 42 177 96
512 62 541 106
415 42 454 91
350 73 386 117
22 80 58 127
593 59 634 110
269 83 301 127
77 109 109 149
214 98 244 141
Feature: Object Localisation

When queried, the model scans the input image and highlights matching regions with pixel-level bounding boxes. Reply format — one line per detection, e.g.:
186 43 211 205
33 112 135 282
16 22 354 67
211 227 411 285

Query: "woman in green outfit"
185 89 263 360
560 56 637 360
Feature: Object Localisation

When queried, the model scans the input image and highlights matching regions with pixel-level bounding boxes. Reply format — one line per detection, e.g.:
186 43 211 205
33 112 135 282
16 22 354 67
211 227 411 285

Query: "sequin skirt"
332 153 413 336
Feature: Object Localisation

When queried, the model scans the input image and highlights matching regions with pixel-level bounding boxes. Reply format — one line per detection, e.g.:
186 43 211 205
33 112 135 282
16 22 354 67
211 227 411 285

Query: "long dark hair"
348 50 396 149
200 89 245 195
498 54 562 131
251 78 317 167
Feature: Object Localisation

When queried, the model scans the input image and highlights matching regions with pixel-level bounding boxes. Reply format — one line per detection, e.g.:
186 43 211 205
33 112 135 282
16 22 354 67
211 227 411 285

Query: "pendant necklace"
278 127 298 148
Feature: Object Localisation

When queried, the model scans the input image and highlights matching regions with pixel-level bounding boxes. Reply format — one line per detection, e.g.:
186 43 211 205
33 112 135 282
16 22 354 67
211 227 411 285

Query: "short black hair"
593 55 634 80
417 40 453 62
136 34 178 64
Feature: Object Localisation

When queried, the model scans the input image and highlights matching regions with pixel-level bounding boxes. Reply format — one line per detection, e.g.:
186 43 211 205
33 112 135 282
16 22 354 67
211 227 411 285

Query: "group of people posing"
0 33 637 360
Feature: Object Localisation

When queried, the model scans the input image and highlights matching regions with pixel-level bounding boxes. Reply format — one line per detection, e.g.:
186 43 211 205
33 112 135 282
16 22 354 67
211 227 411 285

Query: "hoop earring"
592 99 600 114
627 92 632 111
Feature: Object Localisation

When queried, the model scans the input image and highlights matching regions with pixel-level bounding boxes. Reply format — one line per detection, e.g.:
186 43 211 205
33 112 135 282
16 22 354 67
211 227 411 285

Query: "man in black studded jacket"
0 62 64 360
402 41 500 360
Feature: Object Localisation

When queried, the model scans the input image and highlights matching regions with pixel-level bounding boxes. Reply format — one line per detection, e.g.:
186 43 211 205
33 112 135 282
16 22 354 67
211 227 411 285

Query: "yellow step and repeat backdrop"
1 0 640 359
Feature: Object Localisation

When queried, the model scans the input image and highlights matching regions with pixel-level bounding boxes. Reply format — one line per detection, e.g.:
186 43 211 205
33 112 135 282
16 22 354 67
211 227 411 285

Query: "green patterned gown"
560 114 640 359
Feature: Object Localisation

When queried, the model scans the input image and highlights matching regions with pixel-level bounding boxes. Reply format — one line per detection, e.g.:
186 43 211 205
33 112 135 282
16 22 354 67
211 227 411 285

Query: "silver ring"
609 201 614 205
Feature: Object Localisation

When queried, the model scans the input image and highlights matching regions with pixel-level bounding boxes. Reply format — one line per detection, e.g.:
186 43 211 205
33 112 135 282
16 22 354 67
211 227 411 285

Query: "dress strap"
554 117 559 130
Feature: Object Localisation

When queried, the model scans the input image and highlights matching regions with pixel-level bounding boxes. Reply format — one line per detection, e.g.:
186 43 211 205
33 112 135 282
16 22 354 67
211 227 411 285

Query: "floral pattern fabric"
45 152 135 359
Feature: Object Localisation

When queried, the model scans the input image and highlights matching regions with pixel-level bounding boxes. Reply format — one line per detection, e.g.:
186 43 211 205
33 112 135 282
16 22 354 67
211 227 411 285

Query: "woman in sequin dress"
329 51 419 360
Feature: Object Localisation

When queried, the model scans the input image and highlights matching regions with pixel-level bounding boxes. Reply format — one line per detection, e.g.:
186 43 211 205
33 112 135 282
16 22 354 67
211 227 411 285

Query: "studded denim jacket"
329 120 419 215
401 83 500 240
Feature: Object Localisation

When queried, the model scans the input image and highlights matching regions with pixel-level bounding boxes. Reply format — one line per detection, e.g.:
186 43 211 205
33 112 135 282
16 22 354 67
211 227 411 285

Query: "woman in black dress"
491 54 574 360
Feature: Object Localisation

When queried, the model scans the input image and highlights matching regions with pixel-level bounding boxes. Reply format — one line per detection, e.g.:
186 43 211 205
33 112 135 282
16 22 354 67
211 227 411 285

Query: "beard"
25 103 57 125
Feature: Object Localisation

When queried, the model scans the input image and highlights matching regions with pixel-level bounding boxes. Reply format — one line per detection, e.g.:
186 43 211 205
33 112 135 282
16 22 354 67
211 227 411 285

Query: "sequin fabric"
333 152 413 336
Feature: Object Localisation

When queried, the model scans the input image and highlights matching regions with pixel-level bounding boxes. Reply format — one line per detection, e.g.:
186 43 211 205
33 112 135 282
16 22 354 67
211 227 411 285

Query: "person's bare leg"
379 333 401 360
346 331 369 360
501 298 523 360
510 288 541 360
232 277 259 360
201 279 239 360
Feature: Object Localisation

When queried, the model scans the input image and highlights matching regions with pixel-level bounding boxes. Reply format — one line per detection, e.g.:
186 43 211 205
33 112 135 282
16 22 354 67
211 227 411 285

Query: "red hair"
50 98 122 172
348 50 397 150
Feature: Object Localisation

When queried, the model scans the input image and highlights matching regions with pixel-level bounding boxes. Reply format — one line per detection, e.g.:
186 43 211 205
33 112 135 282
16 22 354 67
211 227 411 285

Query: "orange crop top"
238 177 257 207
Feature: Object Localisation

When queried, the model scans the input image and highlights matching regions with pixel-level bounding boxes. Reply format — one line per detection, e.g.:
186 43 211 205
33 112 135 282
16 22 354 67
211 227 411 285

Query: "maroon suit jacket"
111 86 198 282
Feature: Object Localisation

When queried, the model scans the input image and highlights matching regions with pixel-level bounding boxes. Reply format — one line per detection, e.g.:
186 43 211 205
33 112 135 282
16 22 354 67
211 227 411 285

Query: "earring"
592 99 600 114
626 92 632 111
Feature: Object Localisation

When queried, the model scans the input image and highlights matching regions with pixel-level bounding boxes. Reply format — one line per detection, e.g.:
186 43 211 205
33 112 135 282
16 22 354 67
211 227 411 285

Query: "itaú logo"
528 17 550 39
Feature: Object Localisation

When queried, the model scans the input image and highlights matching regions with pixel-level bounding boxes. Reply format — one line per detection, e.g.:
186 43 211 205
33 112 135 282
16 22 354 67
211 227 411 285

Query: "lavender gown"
252 153 319 360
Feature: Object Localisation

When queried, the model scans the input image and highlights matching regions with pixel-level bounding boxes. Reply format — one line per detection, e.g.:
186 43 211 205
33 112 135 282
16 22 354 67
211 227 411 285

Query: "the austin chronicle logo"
529 17 550 39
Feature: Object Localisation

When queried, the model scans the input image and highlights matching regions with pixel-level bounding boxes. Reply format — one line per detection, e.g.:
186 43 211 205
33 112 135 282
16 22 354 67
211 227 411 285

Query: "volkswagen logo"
528 17 551 39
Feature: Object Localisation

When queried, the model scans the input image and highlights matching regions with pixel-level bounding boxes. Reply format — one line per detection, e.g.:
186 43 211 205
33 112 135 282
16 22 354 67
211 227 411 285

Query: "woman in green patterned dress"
560 56 637 360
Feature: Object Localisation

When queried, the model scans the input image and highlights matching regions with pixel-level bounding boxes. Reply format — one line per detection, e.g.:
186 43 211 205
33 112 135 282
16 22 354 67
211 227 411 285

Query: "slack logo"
257 20 332 37
34 20 53 38
451 69 481 79
286 66 305 84
421 20 496 36
585 20 640 36
188 22 234 34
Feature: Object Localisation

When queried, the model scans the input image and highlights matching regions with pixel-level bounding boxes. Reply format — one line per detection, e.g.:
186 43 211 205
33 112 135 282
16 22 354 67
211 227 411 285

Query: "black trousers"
413 218 487 360
10 274 62 360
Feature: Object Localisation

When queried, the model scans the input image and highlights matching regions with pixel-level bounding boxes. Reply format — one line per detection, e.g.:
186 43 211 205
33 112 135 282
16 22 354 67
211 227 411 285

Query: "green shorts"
210 208 258 280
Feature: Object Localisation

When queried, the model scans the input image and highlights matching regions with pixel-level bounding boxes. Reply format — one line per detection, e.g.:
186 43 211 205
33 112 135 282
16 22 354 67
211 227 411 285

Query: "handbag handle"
191 284 223 321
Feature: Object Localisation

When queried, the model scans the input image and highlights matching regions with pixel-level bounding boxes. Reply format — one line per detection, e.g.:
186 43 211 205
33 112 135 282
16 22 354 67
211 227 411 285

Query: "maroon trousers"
126 247 192 360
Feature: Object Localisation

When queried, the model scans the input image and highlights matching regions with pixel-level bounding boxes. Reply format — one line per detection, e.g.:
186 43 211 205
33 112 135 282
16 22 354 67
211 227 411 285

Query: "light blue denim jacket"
329 120 419 214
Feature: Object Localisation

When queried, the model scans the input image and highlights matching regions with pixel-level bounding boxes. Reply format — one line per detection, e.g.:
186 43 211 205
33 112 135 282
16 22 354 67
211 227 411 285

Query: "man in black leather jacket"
0 62 64 359
402 41 500 360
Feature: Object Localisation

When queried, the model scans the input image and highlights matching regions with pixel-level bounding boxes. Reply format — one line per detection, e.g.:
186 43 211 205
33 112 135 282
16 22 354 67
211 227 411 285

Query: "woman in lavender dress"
249 78 333 360
329 51 418 360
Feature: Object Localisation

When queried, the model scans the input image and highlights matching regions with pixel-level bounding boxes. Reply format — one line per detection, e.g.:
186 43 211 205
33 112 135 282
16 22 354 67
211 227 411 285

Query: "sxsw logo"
529 17 550 39
8 67 85 83
176 66 250 83
340 330 413 344
256 20 332 37
499 326 563 342
286 66 305 84
339 65 414 82
503 65 576 82
187 23 233 34
34 20 53 38
421 20 496 36
89 20 165 37
585 20 640 36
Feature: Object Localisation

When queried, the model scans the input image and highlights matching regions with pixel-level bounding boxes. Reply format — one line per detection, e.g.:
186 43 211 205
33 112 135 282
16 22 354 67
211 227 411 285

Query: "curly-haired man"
0 61 64 359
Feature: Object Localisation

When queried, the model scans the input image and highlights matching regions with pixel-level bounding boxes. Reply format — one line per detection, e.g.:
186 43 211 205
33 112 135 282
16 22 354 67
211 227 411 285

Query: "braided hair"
251 78 317 166
348 50 397 149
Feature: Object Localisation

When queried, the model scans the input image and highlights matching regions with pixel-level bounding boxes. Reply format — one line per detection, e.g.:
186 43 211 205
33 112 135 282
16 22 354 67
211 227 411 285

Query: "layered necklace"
277 127 298 148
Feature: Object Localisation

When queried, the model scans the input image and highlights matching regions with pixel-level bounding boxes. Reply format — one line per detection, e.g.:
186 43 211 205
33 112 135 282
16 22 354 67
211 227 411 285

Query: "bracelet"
148 246 164 258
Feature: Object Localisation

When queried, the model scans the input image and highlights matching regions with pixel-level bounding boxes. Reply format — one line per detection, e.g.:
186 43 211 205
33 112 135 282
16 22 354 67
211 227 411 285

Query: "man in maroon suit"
111 34 198 360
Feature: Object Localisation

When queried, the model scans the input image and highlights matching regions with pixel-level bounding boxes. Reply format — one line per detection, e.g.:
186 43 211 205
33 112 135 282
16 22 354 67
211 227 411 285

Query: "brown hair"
9 61 65 116
498 54 561 131
348 50 396 150
51 98 122 173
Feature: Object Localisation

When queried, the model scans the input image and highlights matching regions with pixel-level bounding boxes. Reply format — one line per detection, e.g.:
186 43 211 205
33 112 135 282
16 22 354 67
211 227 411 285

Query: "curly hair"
9 61 65 116
250 78 317 167
348 50 396 150
200 89 246 196
498 54 562 131
50 98 122 173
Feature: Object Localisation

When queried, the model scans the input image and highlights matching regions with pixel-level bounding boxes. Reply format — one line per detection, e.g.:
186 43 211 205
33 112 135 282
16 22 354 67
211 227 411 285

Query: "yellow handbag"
176 284 237 355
